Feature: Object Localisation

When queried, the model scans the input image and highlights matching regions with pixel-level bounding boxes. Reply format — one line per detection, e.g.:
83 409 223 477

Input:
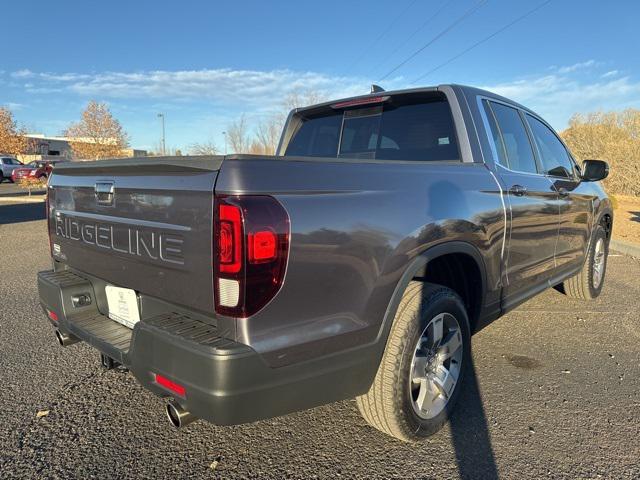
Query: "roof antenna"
370 84 385 94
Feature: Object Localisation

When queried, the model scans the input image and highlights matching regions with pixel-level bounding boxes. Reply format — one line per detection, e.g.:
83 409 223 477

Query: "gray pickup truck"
38 84 611 442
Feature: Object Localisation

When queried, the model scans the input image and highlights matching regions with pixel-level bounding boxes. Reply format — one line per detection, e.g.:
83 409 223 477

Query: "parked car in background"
11 160 61 182
0 156 24 182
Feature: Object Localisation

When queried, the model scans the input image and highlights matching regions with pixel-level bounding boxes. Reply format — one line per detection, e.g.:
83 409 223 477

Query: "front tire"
562 225 608 300
356 282 471 442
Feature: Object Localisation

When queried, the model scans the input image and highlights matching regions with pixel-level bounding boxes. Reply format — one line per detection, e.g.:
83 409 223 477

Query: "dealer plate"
105 285 140 329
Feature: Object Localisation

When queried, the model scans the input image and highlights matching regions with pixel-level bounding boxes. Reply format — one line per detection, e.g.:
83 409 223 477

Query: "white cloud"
483 69 640 130
602 70 619 78
10 62 640 142
11 69 34 78
15 68 380 112
555 60 597 74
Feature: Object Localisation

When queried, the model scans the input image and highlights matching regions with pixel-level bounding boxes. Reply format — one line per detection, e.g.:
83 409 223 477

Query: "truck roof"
294 83 535 117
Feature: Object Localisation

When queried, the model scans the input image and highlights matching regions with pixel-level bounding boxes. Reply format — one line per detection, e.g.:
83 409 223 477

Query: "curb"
0 196 46 203
610 239 640 258
0 190 46 198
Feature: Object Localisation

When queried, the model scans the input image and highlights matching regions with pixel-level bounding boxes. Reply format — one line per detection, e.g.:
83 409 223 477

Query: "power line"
410 0 553 85
347 0 421 72
368 0 453 77
378 0 488 81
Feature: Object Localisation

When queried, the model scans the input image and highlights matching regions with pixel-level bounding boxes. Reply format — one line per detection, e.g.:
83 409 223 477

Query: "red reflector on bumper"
47 310 59 322
155 374 186 397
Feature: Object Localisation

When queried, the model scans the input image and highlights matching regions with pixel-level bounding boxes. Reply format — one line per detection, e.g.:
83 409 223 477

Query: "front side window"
485 101 538 174
526 114 575 178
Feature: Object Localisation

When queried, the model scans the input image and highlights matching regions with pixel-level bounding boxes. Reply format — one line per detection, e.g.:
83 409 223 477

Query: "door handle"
509 184 527 197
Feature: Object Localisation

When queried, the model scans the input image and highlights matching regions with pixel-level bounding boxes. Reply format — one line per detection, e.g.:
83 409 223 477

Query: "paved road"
1 201 638 479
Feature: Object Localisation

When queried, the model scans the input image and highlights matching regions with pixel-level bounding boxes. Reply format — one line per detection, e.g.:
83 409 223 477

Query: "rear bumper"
38 269 376 425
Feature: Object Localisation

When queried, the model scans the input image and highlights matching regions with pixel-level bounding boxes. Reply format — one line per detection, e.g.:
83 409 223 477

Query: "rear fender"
375 241 488 354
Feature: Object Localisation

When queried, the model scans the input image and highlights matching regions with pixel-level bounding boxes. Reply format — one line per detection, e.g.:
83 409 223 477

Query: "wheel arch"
377 241 488 347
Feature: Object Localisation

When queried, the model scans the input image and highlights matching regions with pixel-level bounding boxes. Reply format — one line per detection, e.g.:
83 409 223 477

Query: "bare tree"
64 101 129 160
255 116 281 155
282 89 325 112
189 140 220 156
0 106 28 155
226 89 325 156
226 114 250 153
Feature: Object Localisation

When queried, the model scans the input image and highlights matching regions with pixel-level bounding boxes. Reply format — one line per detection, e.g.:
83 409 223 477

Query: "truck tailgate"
47 156 221 314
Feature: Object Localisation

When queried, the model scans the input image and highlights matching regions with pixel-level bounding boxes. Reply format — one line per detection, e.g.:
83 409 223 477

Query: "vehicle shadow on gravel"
449 357 500 479
0 202 46 224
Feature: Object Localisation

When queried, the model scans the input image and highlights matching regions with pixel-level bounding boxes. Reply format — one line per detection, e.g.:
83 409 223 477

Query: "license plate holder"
105 285 140 329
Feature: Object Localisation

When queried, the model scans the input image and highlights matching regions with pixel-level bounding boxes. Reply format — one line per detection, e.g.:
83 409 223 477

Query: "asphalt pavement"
0 200 638 479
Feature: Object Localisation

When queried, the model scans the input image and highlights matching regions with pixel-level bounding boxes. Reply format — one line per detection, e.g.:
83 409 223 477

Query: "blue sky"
2 0 639 153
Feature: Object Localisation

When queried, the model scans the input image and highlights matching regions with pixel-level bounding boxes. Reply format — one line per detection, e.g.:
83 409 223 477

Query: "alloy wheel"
409 312 464 420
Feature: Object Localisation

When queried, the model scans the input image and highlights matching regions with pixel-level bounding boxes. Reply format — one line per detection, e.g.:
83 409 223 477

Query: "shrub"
561 110 640 196
17 176 47 195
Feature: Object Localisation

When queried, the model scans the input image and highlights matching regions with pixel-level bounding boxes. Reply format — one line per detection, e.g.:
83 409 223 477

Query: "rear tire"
561 225 608 300
356 282 471 442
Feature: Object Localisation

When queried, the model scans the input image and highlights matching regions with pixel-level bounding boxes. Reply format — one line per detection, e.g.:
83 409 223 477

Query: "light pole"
222 131 227 155
157 113 166 155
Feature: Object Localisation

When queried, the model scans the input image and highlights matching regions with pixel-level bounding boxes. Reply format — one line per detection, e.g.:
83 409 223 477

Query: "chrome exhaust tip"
166 400 196 428
55 329 79 347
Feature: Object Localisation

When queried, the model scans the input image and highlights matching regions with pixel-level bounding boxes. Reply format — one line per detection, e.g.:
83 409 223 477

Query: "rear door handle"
509 184 527 197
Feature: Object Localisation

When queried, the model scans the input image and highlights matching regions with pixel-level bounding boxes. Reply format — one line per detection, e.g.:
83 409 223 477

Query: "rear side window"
485 101 538 174
525 114 575 178
284 95 459 161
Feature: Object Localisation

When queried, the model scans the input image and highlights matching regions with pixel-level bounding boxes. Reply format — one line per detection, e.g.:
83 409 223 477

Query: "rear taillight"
219 204 242 273
214 195 290 318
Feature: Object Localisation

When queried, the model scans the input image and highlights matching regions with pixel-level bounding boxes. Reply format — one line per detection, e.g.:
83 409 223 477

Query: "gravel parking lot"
1 200 638 479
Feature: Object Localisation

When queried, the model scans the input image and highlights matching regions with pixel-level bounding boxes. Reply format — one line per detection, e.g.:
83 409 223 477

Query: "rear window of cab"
284 93 460 162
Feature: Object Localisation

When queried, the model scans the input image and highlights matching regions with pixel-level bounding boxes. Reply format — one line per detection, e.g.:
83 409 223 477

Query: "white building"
17 134 147 163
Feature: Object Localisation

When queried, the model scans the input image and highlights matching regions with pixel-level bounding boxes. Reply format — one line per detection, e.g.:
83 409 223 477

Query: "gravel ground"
0 201 638 479
613 194 640 245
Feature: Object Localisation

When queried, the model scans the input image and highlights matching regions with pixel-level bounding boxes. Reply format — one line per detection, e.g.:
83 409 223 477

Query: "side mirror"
581 160 609 182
